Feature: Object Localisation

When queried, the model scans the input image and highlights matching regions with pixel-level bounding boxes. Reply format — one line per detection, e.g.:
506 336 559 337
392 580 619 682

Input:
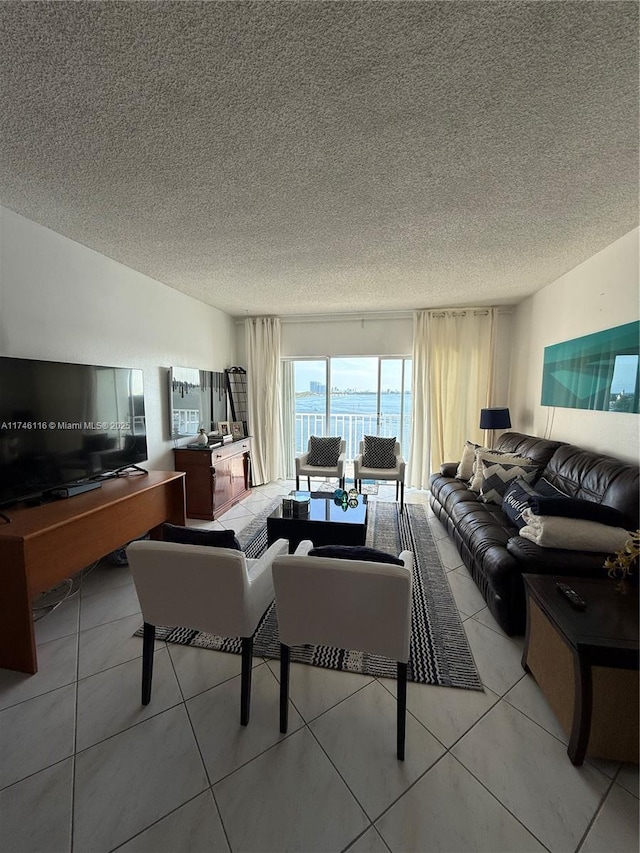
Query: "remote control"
556 582 586 611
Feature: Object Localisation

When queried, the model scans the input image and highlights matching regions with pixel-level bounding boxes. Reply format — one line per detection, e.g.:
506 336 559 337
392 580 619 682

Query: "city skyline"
293 357 410 394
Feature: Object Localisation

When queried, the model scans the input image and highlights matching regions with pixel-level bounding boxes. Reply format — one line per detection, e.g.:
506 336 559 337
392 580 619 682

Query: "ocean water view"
295 391 410 415
293 392 412 458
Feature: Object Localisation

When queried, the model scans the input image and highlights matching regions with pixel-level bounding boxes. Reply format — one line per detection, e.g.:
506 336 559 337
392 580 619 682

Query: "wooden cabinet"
522 574 638 765
174 437 252 520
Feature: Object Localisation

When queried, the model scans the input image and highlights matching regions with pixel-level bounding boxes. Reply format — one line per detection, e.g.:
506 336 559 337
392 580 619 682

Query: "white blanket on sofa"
519 509 630 552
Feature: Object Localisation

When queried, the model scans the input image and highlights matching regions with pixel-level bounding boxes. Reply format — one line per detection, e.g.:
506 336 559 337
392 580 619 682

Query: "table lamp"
479 407 511 448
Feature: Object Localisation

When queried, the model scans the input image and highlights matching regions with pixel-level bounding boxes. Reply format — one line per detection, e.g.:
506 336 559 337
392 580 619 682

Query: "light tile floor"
0 481 637 853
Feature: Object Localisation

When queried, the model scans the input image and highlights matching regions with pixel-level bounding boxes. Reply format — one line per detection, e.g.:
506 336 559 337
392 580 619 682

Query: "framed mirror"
169 367 228 438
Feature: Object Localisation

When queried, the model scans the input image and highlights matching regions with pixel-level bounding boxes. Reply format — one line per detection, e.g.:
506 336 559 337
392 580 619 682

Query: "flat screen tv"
0 356 147 506
169 367 227 438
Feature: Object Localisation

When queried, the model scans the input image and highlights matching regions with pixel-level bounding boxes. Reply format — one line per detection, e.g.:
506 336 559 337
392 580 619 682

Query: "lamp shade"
479 407 511 430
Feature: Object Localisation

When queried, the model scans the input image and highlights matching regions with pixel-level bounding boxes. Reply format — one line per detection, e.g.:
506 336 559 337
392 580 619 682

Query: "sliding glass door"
379 357 412 455
283 356 412 476
328 357 378 456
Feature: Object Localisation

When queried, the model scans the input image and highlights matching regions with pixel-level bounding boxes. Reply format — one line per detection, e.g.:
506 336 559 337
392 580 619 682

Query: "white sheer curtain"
408 308 497 488
245 317 285 485
281 360 296 479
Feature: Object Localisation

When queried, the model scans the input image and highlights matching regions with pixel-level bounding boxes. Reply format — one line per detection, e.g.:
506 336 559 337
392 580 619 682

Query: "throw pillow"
501 479 541 529
480 461 540 505
519 510 630 553
307 435 342 467
455 440 483 481
469 449 534 492
528 495 628 528
362 435 397 469
162 523 241 550
308 545 404 565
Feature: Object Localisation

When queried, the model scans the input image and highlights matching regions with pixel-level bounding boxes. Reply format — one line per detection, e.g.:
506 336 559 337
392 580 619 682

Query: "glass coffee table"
267 491 368 553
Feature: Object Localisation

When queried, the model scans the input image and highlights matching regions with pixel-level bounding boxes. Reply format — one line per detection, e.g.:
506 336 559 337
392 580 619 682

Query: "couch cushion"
308 545 403 565
162 523 241 550
495 432 566 469
536 477 568 497
542 443 640 529
307 435 342 467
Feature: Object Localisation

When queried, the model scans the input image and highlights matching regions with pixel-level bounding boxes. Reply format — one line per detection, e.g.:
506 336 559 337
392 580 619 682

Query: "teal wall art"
541 321 640 413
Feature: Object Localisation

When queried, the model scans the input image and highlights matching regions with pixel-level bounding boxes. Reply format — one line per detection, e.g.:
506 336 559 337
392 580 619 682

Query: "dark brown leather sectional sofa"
428 432 639 635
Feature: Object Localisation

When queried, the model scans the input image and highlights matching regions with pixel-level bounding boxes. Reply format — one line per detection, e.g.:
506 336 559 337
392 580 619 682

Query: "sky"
610 355 638 395
293 358 410 393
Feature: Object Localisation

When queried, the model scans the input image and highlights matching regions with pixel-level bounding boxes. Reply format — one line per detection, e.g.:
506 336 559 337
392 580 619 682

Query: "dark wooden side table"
522 574 639 766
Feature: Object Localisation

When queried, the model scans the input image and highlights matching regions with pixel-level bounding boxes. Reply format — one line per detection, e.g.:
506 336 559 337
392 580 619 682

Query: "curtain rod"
235 307 514 324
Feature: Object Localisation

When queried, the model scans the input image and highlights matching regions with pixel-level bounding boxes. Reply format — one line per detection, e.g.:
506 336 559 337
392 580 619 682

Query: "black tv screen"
0 356 147 506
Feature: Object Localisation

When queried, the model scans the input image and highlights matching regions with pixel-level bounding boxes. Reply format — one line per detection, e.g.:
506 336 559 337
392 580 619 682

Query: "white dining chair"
126 537 288 725
272 540 413 759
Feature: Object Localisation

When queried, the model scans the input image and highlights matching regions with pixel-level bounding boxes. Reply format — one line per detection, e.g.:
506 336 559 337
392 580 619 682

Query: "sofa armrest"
440 462 459 477
295 452 310 473
353 454 363 478
506 535 611 575
247 537 289 575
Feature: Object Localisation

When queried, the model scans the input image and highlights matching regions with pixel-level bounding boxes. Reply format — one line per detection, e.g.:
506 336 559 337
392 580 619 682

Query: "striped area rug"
147 500 483 690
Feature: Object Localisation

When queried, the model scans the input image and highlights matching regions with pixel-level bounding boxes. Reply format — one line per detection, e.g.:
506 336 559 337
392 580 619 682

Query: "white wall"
509 228 639 463
0 207 237 470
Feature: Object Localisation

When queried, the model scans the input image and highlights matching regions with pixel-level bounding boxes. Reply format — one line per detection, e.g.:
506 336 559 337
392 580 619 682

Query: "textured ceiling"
0 1 637 318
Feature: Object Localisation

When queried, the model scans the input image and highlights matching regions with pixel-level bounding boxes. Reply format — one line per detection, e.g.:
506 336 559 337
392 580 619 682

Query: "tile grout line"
69 566 86 853
447 751 555 853
573 771 620 853
104 646 235 853
450 696 616 853
289 677 450 841
342 824 392 853
298 713 376 843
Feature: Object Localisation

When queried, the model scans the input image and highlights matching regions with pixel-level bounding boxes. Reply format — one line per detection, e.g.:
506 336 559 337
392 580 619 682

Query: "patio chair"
295 435 346 491
353 437 406 511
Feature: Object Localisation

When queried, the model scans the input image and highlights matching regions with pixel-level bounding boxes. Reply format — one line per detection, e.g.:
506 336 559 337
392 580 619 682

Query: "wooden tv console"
0 470 185 674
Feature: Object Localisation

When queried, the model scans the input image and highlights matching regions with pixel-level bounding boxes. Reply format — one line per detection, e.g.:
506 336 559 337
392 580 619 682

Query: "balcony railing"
295 412 410 461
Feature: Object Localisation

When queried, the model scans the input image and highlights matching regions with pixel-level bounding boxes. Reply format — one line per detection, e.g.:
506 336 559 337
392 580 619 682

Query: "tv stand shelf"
0 471 185 674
